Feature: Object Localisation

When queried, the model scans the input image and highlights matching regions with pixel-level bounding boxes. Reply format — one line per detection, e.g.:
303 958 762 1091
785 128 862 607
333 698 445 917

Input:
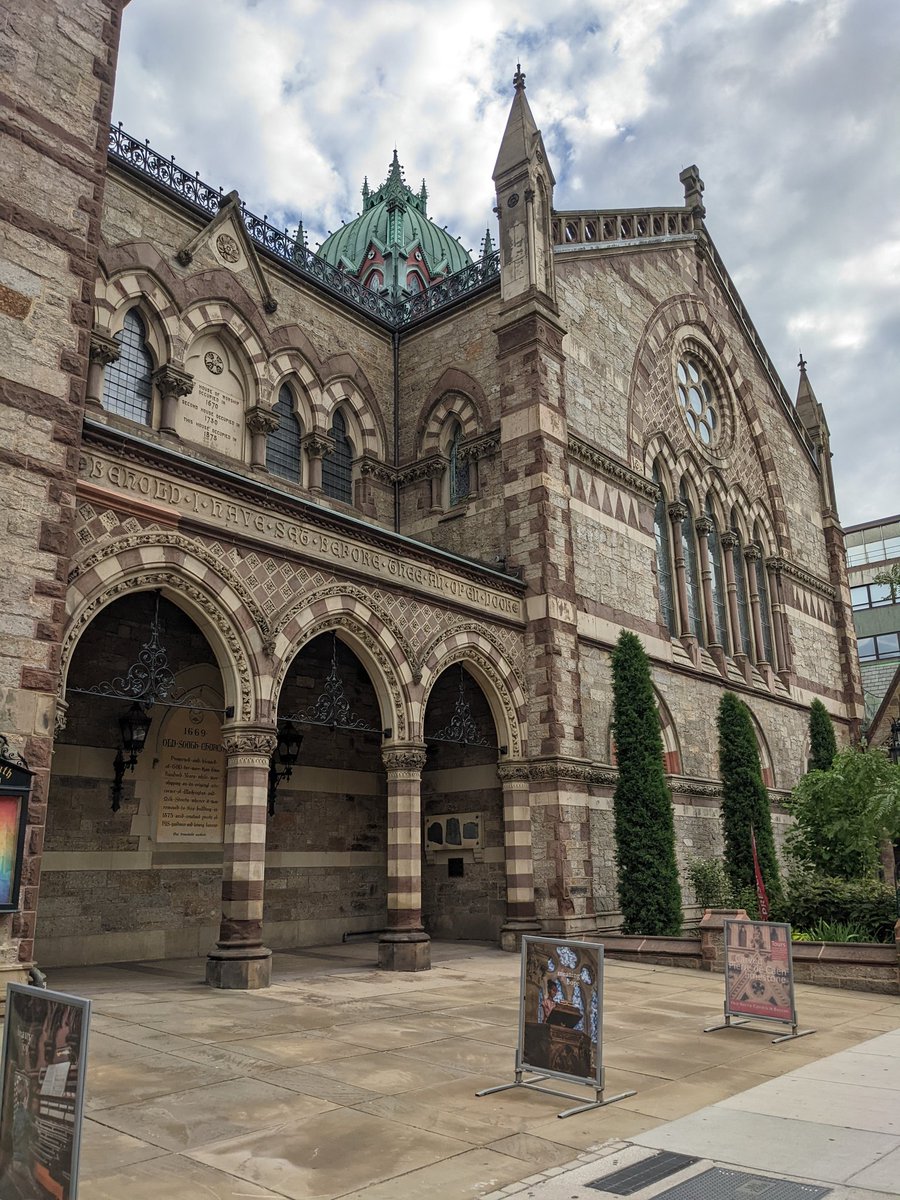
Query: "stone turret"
492 64 557 306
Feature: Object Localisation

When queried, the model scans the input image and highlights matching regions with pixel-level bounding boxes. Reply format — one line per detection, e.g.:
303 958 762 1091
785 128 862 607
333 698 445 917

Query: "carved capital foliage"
245 405 280 437
567 436 659 502
396 457 443 486
667 500 688 524
743 542 762 563
528 758 594 784
153 363 194 399
222 727 277 757
497 762 530 784
358 454 394 483
720 528 741 550
694 516 713 538
90 332 120 367
382 746 427 774
461 433 500 462
302 434 332 459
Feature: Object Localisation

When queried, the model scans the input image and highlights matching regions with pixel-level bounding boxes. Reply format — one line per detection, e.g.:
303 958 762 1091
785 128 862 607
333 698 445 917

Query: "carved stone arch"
271 584 417 683
627 292 793 554
416 627 527 759
704 470 731 526
69 530 272 642
606 683 682 775
750 504 778 557
270 601 410 740
643 433 678 492
417 369 487 457
267 349 319 430
320 379 385 459
94 269 180 366
182 300 268 400
743 702 776 788
673 449 705 512
61 567 256 724
728 487 753 541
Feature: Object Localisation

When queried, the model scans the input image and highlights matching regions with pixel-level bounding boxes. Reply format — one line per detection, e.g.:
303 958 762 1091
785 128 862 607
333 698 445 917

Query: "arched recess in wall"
628 295 792 556
744 704 776 789
320 377 386 461
416 627 527 761
94 267 180 364
269 597 413 743
606 684 682 775
417 367 488 458
59 565 258 727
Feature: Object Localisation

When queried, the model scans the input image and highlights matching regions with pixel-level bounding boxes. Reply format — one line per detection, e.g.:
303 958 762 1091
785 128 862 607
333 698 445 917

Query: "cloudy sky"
113 0 899 526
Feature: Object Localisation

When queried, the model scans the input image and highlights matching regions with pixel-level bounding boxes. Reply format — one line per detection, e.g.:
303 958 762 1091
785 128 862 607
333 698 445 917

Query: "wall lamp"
268 722 302 816
111 702 153 812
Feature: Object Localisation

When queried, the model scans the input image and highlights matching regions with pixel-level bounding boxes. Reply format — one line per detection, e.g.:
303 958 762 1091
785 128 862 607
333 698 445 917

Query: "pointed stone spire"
291 220 307 262
795 351 827 438
362 176 370 206
493 63 552 184
419 178 427 215
480 227 495 259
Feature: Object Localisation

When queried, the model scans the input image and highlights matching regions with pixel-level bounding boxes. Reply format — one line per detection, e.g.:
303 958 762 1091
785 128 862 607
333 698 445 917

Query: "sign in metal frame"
704 919 815 1044
477 935 635 1118
0 983 91 1199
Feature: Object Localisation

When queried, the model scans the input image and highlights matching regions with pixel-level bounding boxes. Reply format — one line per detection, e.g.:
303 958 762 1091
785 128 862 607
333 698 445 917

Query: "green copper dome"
318 152 471 294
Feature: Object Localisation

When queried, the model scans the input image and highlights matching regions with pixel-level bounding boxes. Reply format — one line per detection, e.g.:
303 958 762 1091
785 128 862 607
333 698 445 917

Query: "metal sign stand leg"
704 1006 815 1043
477 1069 635 1120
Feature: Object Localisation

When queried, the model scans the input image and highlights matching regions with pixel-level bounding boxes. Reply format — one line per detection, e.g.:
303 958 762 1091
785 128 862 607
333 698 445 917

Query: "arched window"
448 420 470 506
706 497 730 655
365 269 383 290
406 271 424 294
266 384 302 482
731 511 753 657
753 530 775 665
680 483 704 645
102 309 153 425
322 409 353 503
653 467 676 635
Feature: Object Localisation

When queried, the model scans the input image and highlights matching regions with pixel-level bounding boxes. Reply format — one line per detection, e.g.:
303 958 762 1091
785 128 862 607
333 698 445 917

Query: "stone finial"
679 164 706 218
798 350 808 373
513 62 526 92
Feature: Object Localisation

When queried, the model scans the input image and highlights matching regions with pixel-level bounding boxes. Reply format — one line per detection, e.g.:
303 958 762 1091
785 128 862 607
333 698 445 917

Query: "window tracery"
102 309 154 425
266 384 303 482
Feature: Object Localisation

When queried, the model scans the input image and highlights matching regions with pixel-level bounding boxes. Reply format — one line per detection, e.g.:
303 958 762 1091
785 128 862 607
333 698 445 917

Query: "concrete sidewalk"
32 942 900 1198
491 1028 900 1200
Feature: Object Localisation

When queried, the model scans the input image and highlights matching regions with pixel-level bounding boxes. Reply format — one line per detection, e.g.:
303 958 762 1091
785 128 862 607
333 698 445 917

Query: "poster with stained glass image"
520 936 603 1087
724 919 795 1025
0 984 91 1200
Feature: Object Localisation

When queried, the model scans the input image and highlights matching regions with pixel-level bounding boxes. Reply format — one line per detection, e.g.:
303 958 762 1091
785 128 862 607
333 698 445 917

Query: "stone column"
744 544 767 665
379 745 430 971
695 516 718 646
427 462 445 512
86 332 119 411
207 724 275 990
154 364 193 435
767 560 792 682
303 434 330 496
668 501 694 646
721 529 746 668
498 762 540 951
245 405 279 470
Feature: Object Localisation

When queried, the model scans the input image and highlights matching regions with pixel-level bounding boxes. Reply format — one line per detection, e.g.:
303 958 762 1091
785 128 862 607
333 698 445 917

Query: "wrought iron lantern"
111 702 153 812
268 722 302 815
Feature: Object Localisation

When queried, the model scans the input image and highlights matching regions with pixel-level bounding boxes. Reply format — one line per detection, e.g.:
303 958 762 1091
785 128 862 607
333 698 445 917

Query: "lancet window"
706 497 730 654
653 467 676 635
266 384 303 482
448 420 470 506
102 309 153 426
322 409 353 503
680 483 704 645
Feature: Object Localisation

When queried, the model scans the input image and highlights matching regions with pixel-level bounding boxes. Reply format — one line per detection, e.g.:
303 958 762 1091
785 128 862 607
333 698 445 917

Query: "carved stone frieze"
382 746 427 774
567 435 659 502
766 556 835 600
222 728 277 757
497 762 530 784
396 457 443 486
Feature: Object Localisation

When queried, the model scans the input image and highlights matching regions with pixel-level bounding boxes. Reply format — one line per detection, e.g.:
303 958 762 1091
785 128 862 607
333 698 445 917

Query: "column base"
206 944 272 990
500 919 542 953
378 929 431 972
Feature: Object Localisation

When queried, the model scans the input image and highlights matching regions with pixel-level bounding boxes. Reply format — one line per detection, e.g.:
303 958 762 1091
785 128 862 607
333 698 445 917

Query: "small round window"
676 356 718 447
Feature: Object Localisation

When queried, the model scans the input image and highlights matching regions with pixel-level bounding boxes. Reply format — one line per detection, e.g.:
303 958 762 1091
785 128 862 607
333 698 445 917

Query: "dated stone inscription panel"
156 707 226 843
181 335 245 457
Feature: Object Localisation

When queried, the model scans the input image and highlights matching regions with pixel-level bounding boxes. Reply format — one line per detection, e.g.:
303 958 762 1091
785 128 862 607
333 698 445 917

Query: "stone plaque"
156 708 226 843
178 379 244 456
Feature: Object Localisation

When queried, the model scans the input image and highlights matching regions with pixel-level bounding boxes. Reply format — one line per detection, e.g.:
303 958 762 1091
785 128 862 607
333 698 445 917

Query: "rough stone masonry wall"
0 0 124 979
100 171 397 527
38 594 223 967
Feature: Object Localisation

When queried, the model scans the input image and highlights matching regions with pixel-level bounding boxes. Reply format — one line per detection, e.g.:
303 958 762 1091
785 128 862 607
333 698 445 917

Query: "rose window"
676 357 719 447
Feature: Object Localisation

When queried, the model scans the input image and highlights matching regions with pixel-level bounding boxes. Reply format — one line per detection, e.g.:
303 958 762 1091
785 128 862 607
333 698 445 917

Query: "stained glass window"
653 468 676 635
680 485 704 645
102 309 153 425
449 420 470 506
754 543 774 665
706 498 730 654
732 512 753 657
266 384 302 482
322 409 353 503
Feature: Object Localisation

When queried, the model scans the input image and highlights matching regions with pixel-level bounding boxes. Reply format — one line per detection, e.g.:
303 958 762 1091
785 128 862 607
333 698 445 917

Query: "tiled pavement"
34 941 900 1199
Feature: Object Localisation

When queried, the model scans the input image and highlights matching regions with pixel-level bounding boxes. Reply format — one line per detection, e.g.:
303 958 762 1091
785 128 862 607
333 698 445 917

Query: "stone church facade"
0 4 862 989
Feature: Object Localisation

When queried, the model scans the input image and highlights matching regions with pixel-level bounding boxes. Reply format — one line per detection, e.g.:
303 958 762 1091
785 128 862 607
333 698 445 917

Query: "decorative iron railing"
108 123 499 329
552 208 694 246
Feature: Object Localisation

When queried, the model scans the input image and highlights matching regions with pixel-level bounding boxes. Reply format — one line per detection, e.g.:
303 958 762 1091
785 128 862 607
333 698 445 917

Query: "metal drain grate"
587 1151 699 1194
654 1166 831 1200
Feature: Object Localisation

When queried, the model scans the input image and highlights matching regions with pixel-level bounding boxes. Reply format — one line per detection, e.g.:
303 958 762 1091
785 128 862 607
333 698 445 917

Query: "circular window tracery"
676 356 719 447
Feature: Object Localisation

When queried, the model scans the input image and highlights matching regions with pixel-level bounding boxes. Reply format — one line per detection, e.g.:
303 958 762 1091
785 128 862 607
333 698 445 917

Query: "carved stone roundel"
204 351 224 375
216 233 240 263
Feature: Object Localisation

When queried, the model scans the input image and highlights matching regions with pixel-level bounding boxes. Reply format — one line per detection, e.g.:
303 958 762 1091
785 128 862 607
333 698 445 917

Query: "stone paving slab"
24 943 900 1198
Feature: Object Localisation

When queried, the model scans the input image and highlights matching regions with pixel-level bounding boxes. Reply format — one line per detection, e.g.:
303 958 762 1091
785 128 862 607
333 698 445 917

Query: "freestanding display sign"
0 983 91 1199
705 919 814 1043
477 936 635 1118
0 738 31 913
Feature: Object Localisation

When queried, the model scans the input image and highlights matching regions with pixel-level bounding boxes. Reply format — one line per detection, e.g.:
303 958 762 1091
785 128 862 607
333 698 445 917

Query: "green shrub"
686 857 733 909
775 872 896 942
801 920 868 943
611 631 683 935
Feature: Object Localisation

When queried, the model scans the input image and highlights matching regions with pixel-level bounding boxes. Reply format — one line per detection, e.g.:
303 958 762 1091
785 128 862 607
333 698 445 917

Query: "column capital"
743 542 762 564
721 528 741 550
382 744 427 774
153 363 193 398
694 515 713 538
90 331 120 366
497 761 531 785
245 404 279 437
221 723 277 759
667 500 688 523
302 432 332 460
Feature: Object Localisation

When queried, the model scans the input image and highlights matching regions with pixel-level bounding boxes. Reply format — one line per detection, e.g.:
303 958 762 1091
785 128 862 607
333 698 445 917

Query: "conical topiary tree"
717 691 782 909
611 630 683 935
807 698 837 773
